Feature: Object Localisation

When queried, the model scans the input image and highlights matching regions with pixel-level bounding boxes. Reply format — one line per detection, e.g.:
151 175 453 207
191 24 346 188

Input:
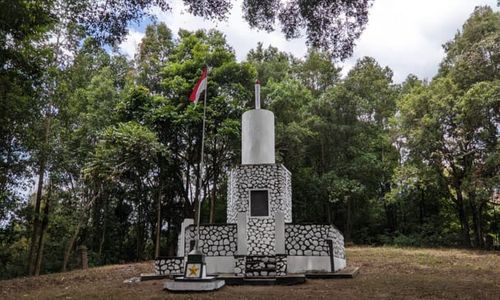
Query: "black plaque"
250 190 269 217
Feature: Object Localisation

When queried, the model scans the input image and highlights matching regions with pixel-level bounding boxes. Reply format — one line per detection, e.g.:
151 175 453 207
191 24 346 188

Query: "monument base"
164 277 225 292
164 250 225 292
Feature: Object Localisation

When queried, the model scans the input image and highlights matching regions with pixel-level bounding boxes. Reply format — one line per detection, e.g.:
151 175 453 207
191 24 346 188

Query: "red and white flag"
189 67 208 103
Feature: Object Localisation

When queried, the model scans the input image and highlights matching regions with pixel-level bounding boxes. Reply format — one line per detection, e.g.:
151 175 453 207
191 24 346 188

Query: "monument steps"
217 274 306 286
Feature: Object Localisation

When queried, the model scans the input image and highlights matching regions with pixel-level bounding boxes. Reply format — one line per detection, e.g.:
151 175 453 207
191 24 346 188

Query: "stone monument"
159 81 346 284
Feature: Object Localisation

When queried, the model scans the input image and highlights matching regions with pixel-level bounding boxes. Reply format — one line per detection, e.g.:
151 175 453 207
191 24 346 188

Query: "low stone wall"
276 254 287 276
285 224 345 258
234 255 246 277
185 224 237 256
245 256 277 277
155 257 184 275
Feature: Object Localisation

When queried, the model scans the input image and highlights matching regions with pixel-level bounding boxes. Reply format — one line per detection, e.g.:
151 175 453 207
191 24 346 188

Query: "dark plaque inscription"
250 190 269 216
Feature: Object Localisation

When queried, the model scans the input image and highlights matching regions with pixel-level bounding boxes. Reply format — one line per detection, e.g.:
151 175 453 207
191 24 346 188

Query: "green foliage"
1 5 499 280
440 6 500 89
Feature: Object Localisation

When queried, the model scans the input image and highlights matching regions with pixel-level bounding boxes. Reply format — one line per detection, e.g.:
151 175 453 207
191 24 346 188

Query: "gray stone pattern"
285 224 345 258
234 256 246 277
155 257 184 275
245 256 276 277
227 164 292 223
276 255 287 276
185 224 237 256
247 218 275 255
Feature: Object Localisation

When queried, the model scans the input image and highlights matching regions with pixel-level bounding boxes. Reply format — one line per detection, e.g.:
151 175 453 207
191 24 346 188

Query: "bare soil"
1 246 499 299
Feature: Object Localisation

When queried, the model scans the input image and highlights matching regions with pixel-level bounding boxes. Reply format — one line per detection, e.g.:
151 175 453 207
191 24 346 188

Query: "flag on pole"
189 67 208 103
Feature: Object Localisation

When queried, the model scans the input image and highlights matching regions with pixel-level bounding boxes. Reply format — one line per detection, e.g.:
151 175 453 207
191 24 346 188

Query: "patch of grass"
1 246 499 299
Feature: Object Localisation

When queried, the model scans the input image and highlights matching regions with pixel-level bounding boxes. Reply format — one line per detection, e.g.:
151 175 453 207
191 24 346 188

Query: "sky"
119 0 499 83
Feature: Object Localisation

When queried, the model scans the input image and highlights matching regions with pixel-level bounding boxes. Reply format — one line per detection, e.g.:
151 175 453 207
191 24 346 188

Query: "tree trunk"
62 188 100 272
27 160 45 275
155 181 162 258
136 179 144 261
209 171 218 224
419 188 424 226
345 197 352 243
34 178 52 276
469 192 484 249
98 197 108 263
456 189 471 248
63 219 82 272
28 114 52 275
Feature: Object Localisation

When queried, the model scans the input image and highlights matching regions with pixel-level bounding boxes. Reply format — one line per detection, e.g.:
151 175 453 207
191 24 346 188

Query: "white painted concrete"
164 278 225 291
333 257 347 271
237 212 247 255
287 256 347 273
275 212 285 254
177 218 194 257
242 109 275 164
205 256 234 274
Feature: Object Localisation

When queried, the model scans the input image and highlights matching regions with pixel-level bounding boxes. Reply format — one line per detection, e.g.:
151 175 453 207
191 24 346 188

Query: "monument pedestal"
164 250 225 292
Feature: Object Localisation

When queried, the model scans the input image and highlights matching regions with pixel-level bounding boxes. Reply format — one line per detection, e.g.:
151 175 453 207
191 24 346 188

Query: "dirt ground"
1 246 499 299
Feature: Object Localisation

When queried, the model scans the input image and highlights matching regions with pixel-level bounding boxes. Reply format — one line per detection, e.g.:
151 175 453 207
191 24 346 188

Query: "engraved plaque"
250 190 269 217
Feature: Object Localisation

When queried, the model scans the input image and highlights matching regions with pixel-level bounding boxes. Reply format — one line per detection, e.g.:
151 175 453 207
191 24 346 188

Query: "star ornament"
185 263 202 278
188 265 199 276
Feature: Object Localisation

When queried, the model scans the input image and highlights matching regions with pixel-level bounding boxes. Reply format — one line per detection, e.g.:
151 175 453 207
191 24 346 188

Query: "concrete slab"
164 277 225 292
217 274 306 286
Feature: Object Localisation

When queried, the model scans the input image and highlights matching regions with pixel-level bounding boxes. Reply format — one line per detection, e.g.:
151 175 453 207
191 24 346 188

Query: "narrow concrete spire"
255 79 261 109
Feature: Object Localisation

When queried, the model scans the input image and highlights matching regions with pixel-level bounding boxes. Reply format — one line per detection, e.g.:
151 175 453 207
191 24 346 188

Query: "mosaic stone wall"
154 257 184 275
184 224 237 256
227 164 292 223
245 256 277 277
285 224 345 258
234 255 246 276
276 254 287 276
247 218 275 255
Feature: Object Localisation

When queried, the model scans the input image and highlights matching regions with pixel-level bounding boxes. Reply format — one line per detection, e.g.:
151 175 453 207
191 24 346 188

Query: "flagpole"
194 68 208 252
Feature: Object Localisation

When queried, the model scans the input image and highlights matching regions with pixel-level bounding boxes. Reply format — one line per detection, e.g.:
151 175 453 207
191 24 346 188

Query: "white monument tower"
159 81 346 285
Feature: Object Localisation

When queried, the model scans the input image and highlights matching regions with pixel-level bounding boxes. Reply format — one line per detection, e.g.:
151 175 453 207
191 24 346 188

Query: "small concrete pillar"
177 218 194 257
275 212 285 254
78 245 88 270
236 212 247 255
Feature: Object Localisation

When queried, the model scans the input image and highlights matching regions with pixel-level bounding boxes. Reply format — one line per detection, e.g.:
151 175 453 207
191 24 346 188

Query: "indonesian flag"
189 67 208 103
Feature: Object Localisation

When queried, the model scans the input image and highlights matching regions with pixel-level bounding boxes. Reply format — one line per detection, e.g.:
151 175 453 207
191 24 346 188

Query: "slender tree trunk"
419 188 424 226
28 31 60 276
98 198 108 263
155 180 162 257
469 192 484 248
456 189 471 248
62 188 100 272
63 219 82 272
209 171 218 224
345 197 352 243
34 178 52 276
28 115 51 276
326 202 332 224
27 161 45 275
136 179 144 261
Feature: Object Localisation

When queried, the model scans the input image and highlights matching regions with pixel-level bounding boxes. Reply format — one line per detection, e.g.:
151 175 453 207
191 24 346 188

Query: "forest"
0 1 498 279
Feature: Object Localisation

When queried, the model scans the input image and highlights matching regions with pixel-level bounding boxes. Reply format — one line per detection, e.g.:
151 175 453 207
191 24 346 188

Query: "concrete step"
243 278 276 285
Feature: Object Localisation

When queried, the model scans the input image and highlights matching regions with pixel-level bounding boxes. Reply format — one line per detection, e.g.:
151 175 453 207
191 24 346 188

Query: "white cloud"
118 29 145 58
120 0 498 82
152 0 308 61
342 0 498 82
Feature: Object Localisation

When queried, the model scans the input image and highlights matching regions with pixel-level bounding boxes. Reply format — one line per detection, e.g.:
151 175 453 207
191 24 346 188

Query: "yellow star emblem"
188 264 199 276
